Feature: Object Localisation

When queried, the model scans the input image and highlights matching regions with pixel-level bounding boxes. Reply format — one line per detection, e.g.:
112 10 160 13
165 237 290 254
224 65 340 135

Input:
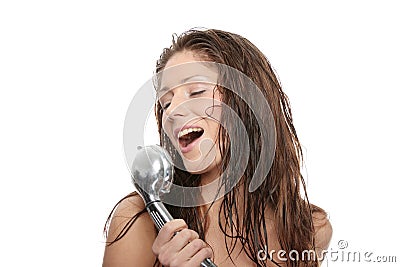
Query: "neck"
199 167 220 186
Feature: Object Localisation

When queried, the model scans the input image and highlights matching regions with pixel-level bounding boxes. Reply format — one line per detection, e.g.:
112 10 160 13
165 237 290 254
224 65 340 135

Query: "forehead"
164 50 200 69
158 52 218 93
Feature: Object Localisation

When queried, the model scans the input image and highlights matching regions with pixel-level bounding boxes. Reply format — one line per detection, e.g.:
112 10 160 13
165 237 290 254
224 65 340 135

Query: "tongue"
179 131 203 148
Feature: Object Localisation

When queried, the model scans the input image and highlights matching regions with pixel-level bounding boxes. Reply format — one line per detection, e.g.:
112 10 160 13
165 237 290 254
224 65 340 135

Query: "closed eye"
190 90 206 96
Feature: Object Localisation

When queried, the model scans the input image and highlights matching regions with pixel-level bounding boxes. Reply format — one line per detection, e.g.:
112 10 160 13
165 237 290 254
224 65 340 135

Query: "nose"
164 93 189 119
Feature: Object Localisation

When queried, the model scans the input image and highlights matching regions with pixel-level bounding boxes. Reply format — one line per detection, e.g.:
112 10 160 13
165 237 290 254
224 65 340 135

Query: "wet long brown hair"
105 29 325 267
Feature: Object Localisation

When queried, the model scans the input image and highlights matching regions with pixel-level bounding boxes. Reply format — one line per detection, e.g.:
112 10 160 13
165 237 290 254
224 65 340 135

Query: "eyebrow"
159 75 211 94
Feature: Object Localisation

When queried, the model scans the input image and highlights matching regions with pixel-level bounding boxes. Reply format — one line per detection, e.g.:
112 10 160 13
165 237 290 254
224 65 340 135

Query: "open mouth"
178 127 204 148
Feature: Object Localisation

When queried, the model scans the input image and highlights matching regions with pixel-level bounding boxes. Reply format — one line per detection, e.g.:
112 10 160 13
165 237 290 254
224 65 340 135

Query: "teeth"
178 127 203 138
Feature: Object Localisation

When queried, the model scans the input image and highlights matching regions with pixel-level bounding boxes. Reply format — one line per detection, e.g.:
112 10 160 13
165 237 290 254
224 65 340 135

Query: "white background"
0 1 399 266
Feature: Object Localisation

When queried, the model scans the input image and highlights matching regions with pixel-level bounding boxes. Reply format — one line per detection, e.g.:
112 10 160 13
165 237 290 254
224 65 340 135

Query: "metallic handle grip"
146 201 217 267
146 201 173 231
201 257 218 267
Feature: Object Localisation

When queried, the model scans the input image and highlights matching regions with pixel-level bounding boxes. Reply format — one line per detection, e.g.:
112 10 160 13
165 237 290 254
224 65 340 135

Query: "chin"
182 150 222 180
181 156 213 174
180 141 217 171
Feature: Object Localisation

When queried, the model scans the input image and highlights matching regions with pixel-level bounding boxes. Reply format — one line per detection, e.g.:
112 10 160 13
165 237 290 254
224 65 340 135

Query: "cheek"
208 120 221 140
200 99 223 123
161 115 175 142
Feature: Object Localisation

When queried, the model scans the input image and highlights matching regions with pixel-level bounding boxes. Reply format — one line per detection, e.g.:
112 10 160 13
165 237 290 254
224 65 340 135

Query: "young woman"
103 29 332 267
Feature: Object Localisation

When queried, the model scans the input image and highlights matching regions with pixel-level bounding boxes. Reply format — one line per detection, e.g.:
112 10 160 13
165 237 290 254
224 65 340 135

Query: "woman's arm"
103 194 158 267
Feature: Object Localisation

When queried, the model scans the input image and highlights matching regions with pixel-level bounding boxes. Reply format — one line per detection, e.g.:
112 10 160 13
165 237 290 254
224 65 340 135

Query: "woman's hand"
152 219 213 267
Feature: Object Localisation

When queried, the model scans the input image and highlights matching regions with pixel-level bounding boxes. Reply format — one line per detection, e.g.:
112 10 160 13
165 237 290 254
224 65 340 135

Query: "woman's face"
158 51 223 180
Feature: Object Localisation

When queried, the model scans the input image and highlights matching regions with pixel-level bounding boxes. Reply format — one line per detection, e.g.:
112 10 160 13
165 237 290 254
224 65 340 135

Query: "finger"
176 238 206 260
159 229 199 260
156 229 200 266
152 219 187 254
187 246 213 266
168 229 199 250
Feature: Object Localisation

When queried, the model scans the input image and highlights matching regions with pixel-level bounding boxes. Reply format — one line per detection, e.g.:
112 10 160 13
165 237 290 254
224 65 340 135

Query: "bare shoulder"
311 205 333 254
103 193 158 267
